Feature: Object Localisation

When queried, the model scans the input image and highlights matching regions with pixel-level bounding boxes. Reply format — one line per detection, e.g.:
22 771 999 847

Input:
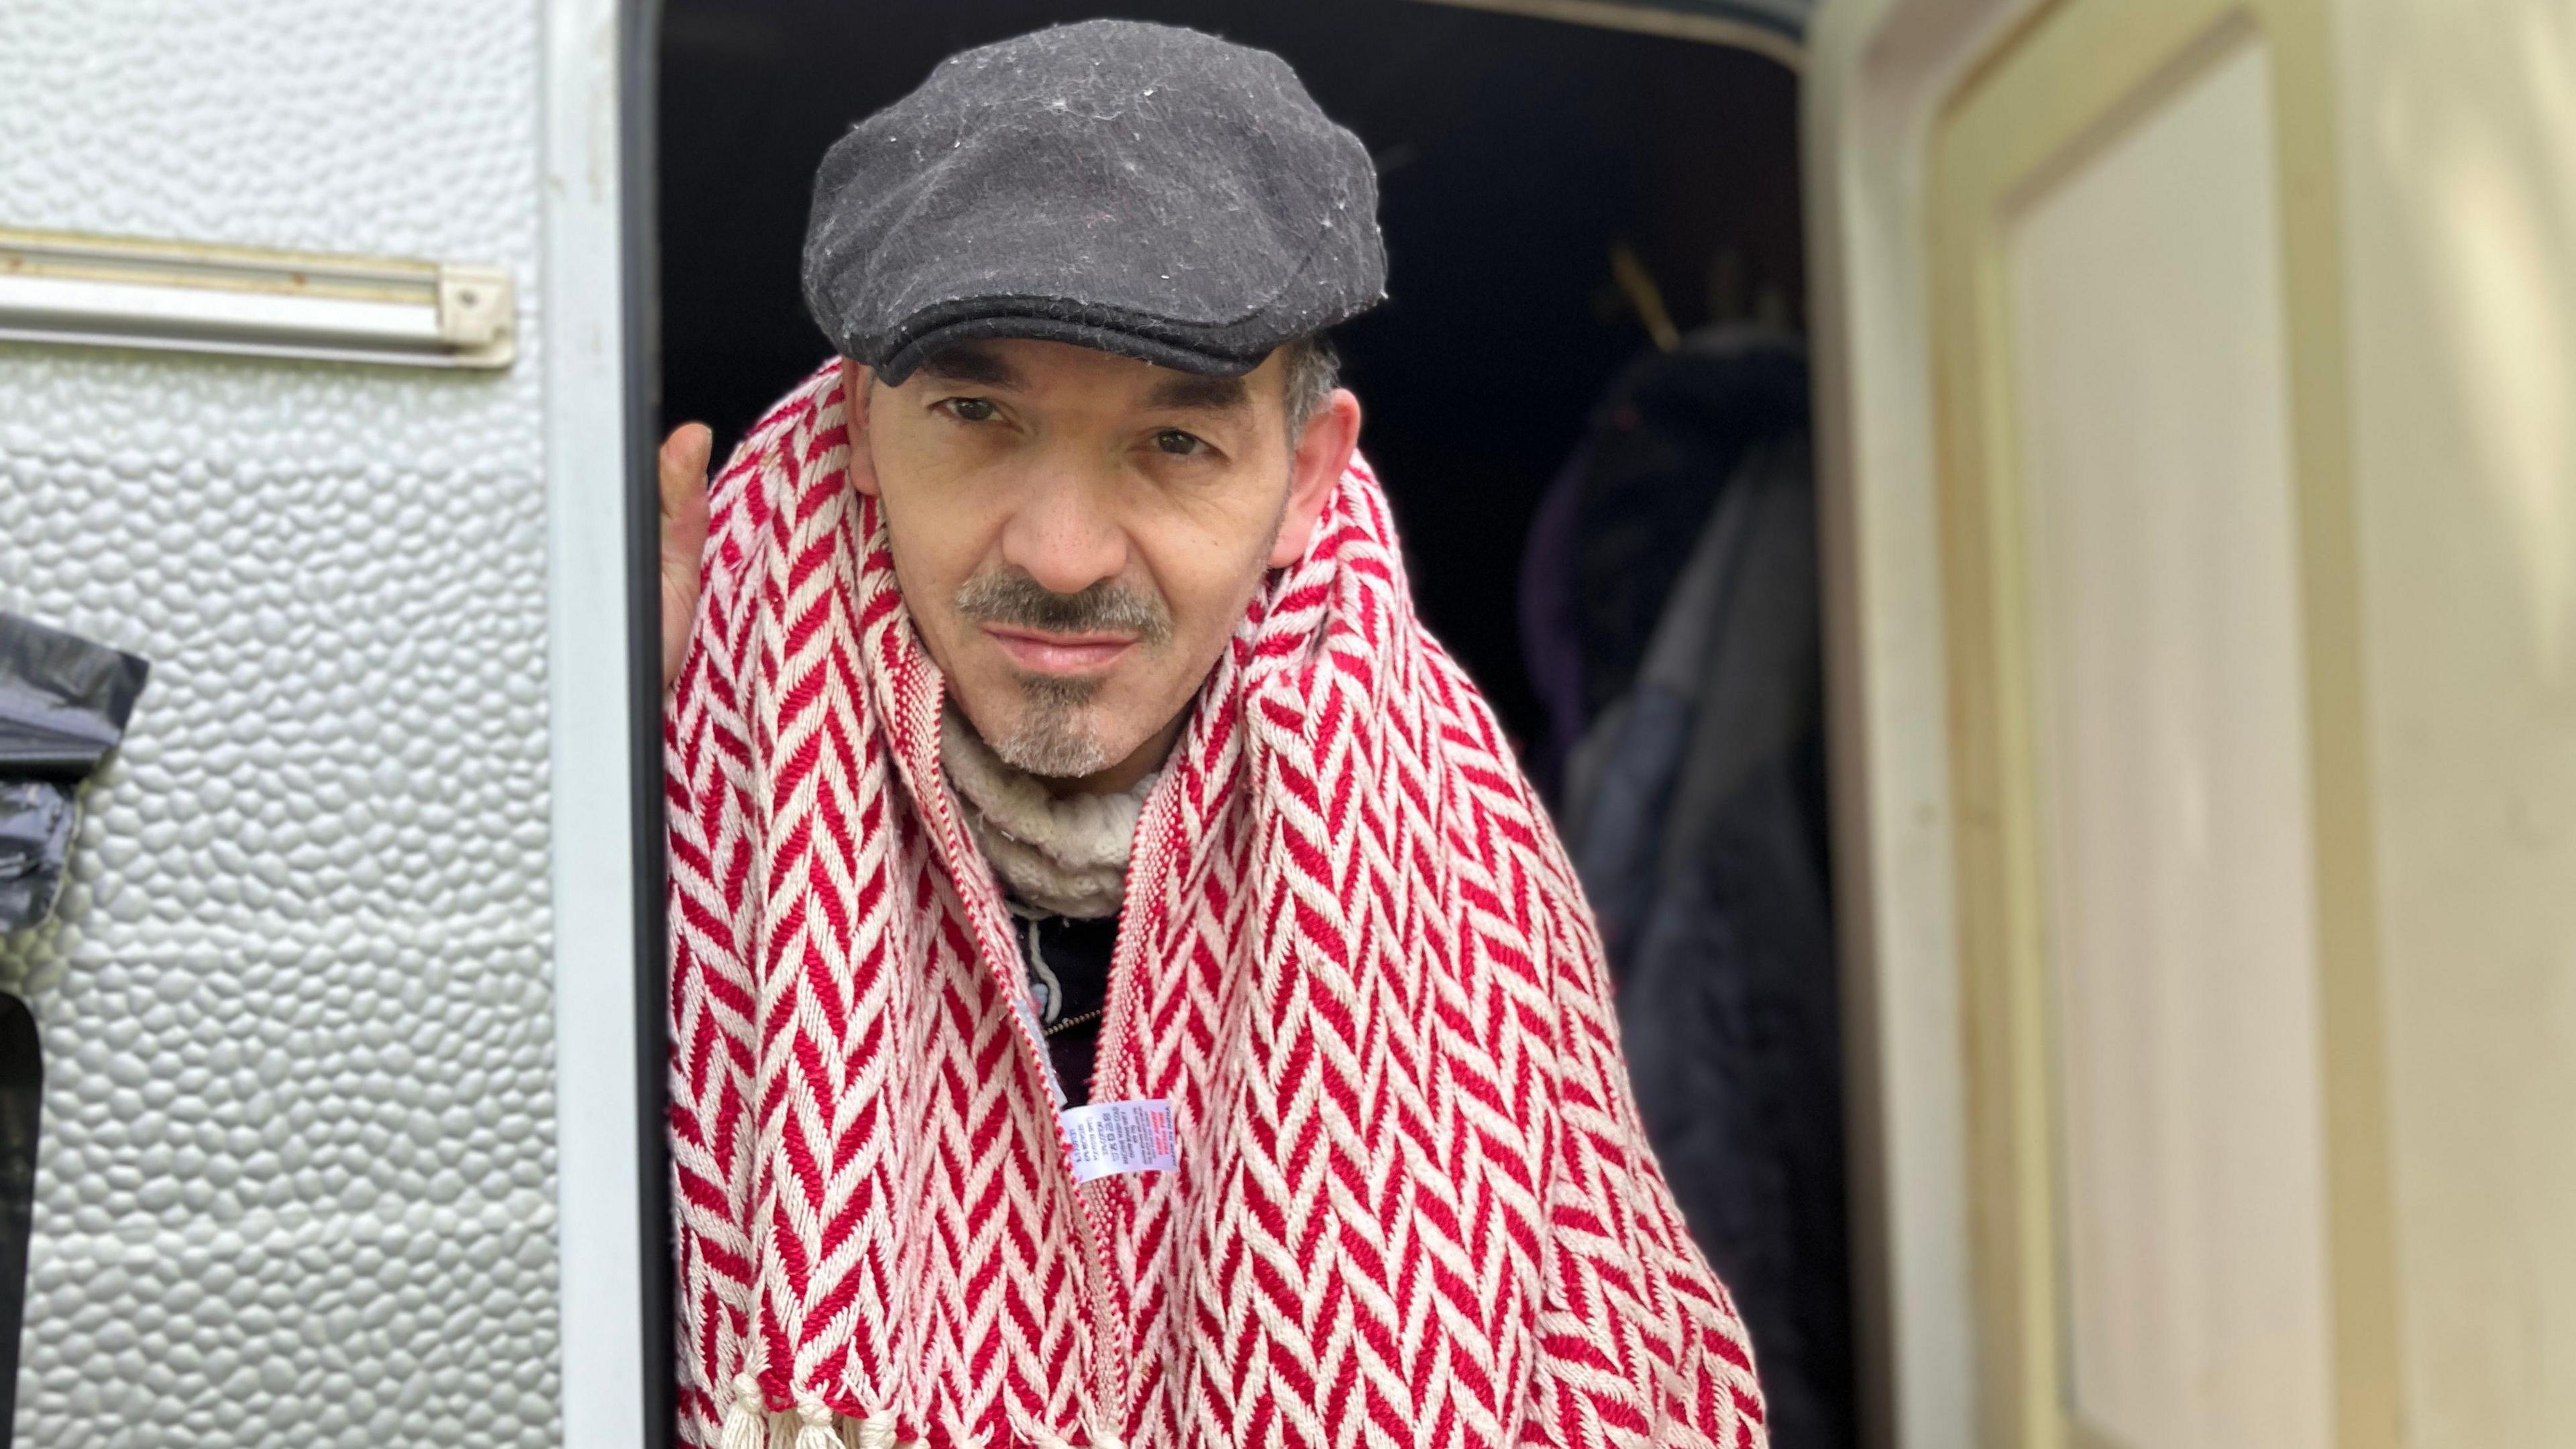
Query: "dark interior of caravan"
657 4 1848 1444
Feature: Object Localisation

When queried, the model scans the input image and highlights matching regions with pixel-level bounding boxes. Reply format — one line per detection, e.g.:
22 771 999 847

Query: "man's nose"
998 466 1130 598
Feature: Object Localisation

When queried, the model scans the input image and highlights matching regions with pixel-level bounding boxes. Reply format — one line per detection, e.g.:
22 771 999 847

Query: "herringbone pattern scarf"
665 361 1766 1449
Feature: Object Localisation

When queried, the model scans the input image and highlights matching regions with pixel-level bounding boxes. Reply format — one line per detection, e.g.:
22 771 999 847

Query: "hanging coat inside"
1532 327 1853 1449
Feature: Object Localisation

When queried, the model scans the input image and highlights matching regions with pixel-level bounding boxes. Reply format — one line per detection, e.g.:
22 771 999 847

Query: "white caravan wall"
0 0 566 1442
1801 0 2034 1443
2331 0 2576 1443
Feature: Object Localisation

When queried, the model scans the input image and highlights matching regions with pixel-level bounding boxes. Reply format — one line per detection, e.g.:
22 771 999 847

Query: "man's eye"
944 397 998 423
1153 429 1205 457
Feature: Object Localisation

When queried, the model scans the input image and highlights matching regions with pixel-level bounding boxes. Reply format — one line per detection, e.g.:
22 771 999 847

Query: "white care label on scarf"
1062 1099 1179 1183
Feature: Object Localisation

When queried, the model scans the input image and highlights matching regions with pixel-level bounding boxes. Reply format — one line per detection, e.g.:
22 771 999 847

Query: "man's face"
852 337 1352 786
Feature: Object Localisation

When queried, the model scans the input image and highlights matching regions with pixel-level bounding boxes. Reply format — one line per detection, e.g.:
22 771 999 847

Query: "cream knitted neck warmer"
938 707 1156 919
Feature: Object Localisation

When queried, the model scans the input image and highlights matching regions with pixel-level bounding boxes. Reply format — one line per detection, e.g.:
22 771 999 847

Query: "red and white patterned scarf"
665 360 1766 1449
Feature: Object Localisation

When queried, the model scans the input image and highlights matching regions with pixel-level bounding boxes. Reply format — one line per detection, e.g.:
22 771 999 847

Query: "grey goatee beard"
954 568 1173 780
991 675 1109 777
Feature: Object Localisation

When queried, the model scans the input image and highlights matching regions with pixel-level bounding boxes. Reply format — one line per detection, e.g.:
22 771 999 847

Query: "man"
659 21 1764 1449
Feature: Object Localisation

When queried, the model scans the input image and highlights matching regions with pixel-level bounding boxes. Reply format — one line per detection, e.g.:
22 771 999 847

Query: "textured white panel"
0 0 562 1442
2003 38 2332 1449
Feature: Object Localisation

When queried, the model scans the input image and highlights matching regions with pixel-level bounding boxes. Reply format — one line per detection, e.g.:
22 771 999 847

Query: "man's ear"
842 356 883 498
1268 388 1362 569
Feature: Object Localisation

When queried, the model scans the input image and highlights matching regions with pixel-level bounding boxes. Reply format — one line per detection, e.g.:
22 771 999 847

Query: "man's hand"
659 423 712 692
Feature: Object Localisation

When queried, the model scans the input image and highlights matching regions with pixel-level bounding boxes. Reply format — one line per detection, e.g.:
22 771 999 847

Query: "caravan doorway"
654 5 1844 1446
659 0 1802 752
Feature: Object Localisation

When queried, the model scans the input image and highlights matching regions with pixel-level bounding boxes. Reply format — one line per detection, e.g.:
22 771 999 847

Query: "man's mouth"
980 625 1136 675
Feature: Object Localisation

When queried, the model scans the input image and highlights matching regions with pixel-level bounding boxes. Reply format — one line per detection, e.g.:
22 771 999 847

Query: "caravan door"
1810 0 2576 1446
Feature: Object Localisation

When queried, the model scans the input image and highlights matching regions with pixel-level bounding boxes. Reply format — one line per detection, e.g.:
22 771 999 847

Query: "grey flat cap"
802 19 1387 386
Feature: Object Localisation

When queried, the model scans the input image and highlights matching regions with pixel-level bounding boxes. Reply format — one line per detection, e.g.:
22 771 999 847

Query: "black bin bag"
0 613 149 932
0 991 37 1446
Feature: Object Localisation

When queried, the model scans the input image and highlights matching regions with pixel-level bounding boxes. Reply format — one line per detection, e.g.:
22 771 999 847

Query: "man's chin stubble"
991 673 1110 778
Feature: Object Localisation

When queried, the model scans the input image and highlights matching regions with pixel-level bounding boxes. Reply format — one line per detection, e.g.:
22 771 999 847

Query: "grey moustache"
955 570 1173 646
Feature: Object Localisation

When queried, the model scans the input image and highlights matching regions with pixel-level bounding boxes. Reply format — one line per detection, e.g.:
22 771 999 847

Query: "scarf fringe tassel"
718 1375 903 1449
716 1371 1126 1449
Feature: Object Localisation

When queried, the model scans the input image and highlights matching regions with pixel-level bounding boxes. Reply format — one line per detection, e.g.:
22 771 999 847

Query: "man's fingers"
659 423 712 530
660 423 714 692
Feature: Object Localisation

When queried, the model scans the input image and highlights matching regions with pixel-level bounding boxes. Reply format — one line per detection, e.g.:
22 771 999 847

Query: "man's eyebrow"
1142 371 1253 414
910 343 1021 388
